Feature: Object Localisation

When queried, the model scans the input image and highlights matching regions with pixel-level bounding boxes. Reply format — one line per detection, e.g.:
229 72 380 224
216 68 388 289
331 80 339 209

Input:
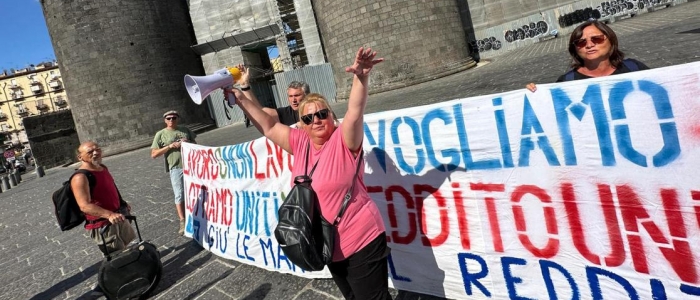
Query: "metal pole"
13 169 21 183
1 176 10 190
8 172 17 187
36 165 45 178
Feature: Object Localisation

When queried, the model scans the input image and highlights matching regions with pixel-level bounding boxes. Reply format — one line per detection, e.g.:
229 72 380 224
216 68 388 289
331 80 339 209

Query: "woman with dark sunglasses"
526 19 648 92
226 47 392 300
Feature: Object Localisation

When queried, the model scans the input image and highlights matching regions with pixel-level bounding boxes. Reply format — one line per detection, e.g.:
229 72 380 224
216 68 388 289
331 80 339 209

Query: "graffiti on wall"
559 0 674 27
504 21 549 43
597 0 636 18
558 8 603 27
469 37 503 53
637 0 674 9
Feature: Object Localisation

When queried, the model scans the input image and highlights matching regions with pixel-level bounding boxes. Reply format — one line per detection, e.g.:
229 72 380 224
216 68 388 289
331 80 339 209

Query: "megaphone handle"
224 85 236 106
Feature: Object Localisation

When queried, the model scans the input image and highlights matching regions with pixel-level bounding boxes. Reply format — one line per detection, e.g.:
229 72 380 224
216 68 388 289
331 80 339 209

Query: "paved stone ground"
1 2 699 299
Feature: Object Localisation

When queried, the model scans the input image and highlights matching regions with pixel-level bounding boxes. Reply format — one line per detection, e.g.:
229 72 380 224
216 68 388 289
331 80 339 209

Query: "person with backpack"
71 141 135 252
226 47 391 300
526 19 649 92
71 141 135 296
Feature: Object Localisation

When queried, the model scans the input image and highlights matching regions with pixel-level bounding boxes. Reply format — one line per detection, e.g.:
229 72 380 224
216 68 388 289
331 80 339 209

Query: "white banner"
183 61 700 299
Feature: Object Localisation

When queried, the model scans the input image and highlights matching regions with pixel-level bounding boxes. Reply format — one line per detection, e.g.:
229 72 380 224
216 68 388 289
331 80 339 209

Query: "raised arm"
342 47 384 154
226 65 292 153
262 107 281 123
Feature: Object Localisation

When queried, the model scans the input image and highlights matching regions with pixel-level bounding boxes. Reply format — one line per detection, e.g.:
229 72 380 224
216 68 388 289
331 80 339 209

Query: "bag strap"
564 69 576 81
331 150 364 225
73 169 105 225
74 169 96 189
305 142 320 177
78 166 128 214
622 59 638 71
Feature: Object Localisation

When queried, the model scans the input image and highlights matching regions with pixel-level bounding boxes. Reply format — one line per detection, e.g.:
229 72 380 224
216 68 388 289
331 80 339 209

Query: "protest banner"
183 61 700 299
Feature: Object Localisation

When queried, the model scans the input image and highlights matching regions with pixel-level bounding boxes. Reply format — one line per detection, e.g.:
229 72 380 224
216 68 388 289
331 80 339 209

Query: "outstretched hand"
236 64 250 86
345 47 384 77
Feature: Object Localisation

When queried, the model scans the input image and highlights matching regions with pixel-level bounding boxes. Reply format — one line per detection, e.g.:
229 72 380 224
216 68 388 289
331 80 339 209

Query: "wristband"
240 85 251 91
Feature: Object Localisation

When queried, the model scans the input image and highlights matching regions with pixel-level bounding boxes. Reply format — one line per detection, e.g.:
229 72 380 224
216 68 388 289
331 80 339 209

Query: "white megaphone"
184 67 242 105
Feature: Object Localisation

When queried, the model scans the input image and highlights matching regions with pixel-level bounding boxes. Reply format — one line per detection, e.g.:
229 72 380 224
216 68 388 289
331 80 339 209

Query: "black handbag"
274 142 363 271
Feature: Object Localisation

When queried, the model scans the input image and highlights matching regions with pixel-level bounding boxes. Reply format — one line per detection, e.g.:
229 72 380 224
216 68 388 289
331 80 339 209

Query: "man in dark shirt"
261 81 310 126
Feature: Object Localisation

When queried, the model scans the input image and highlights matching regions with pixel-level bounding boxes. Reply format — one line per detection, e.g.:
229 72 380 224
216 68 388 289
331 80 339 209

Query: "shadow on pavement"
29 261 101 300
182 269 235 300
150 239 213 295
240 283 272 300
60 240 211 300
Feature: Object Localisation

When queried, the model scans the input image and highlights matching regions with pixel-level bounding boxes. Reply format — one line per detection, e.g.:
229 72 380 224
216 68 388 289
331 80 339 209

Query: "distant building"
0 61 69 148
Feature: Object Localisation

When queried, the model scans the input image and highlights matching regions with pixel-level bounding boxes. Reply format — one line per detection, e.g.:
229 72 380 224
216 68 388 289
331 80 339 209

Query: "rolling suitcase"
98 216 162 300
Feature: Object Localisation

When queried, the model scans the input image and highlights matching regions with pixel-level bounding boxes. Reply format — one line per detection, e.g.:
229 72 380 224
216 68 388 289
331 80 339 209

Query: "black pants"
328 232 392 300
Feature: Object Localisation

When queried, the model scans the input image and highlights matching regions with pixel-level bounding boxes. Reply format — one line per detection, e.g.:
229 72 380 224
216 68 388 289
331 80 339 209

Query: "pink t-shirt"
289 124 386 261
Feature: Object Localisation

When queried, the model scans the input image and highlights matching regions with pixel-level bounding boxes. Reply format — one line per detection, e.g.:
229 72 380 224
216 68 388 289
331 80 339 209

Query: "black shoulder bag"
274 142 363 271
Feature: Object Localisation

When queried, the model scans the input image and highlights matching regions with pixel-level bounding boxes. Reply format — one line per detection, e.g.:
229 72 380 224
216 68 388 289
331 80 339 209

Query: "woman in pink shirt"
227 47 390 299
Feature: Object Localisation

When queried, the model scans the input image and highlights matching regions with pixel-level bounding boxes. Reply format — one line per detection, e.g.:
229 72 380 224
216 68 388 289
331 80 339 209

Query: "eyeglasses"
300 108 330 125
572 35 606 48
165 117 178 121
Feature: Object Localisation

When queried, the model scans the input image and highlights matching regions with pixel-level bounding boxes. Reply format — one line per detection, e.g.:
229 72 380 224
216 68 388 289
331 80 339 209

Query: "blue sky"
0 1 56 71
0 1 280 71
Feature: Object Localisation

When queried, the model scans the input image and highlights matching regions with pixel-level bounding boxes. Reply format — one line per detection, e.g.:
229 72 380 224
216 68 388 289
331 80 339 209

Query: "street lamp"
41 73 57 112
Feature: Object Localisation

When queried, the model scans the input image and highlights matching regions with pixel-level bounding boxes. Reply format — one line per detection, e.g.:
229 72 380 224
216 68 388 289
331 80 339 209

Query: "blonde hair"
297 93 339 124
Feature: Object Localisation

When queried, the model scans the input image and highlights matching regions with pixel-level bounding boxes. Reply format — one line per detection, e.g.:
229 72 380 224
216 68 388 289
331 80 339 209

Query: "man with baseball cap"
150 110 196 235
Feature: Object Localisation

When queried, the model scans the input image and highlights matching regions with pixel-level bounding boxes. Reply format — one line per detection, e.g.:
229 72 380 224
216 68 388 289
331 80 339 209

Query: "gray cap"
163 110 179 118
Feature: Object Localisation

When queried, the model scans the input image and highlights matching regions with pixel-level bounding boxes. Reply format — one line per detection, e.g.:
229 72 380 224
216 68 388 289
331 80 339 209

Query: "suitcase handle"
99 215 143 260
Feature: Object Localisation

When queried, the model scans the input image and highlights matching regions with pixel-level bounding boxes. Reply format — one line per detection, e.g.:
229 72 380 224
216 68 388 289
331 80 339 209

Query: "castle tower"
41 0 211 155
311 0 477 98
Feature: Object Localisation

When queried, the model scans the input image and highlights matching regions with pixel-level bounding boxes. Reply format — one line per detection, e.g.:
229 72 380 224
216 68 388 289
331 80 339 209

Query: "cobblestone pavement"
1 2 699 299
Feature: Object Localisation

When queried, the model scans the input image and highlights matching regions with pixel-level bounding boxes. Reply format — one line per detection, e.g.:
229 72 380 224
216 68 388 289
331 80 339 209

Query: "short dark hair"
567 20 624 69
288 81 310 95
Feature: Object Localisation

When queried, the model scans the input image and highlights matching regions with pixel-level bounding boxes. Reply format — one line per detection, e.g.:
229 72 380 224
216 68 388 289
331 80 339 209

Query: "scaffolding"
186 0 330 126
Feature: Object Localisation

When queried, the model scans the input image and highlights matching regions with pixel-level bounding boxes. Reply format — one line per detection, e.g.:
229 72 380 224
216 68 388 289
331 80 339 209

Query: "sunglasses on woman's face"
300 108 330 125
573 34 606 48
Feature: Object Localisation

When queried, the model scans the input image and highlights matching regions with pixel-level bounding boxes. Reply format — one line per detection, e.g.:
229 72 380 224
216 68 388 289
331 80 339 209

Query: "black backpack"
274 143 363 271
52 170 96 231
